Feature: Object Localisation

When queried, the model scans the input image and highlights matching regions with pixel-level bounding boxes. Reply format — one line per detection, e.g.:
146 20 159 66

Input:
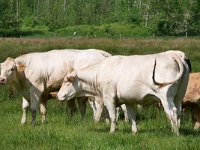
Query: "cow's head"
57 70 79 101
0 57 25 85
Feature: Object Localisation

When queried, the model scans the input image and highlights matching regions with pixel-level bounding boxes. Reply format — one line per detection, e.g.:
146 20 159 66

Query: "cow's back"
98 53 178 85
95 52 187 102
16 49 111 91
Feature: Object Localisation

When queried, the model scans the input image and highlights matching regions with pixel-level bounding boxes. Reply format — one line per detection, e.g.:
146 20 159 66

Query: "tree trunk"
64 0 67 12
145 2 150 27
37 0 40 15
16 0 20 36
46 0 49 16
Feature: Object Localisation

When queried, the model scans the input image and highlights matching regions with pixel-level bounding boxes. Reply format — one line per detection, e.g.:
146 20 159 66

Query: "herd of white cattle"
0 49 199 136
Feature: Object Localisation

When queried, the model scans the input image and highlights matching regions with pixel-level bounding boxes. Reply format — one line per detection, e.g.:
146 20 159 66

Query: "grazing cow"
57 50 190 135
183 72 200 129
0 49 111 125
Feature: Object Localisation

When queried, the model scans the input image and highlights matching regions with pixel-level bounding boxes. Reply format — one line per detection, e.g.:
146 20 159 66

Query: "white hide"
57 50 190 135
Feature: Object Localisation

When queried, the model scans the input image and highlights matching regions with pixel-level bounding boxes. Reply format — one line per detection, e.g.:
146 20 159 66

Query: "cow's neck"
77 67 102 97
12 57 29 90
11 72 27 91
15 55 28 66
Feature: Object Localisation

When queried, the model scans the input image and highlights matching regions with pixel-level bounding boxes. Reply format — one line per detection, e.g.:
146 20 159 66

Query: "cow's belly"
117 93 159 105
117 83 159 105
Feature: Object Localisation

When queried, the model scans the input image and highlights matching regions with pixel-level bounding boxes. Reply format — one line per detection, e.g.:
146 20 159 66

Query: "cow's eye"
11 68 14 71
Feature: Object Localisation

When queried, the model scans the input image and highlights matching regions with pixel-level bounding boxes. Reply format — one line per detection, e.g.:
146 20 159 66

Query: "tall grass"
1 37 200 70
0 37 200 149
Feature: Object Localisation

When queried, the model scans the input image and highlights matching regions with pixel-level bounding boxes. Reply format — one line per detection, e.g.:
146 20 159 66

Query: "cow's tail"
184 57 192 73
152 54 185 87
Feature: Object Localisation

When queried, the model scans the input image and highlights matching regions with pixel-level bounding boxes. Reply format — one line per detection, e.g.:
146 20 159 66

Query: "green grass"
0 37 200 149
0 93 199 150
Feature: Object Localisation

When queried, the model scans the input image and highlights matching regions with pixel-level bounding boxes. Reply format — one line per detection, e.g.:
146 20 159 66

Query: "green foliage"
0 0 20 37
1 0 200 37
20 23 151 38
22 17 40 27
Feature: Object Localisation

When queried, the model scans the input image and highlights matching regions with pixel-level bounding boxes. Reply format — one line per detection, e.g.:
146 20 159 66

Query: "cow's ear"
67 71 77 82
17 64 26 72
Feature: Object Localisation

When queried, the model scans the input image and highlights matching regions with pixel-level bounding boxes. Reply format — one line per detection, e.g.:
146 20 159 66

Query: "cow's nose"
50 92 58 99
0 78 5 84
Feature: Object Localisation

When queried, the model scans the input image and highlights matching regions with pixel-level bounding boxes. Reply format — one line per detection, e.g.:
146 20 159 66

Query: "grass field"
0 37 200 149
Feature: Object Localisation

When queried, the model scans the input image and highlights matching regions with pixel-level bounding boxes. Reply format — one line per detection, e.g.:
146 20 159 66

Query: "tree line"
0 0 200 37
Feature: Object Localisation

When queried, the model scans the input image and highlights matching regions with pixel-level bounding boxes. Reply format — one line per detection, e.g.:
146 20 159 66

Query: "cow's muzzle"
49 92 58 99
56 94 66 101
0 78 6 85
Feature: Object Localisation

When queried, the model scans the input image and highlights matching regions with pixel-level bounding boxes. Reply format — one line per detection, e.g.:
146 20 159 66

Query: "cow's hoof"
21 122 26 126
132 131 138 135
194 123 200 130
30 122 36 127
105 119 110 124
42 120 48 124
94 119 100 124
109 129 115 133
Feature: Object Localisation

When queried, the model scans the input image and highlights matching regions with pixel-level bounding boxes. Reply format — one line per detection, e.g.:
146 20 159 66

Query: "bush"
19 23 151 38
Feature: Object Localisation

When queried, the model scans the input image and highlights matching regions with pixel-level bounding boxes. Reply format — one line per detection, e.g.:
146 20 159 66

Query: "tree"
0 0 20 37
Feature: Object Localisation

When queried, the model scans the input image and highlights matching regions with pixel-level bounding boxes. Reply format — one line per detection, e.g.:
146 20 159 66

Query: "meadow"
0 37 200 150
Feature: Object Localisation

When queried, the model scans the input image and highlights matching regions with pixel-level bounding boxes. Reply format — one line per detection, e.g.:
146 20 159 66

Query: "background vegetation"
1 0 200 37
0 38 200 149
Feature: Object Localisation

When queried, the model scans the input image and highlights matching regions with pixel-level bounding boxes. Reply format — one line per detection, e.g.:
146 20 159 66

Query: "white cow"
57 50 190 135
0 49 111 125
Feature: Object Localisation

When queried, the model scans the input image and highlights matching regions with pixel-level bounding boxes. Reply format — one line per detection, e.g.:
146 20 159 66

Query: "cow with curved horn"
57 50 190 135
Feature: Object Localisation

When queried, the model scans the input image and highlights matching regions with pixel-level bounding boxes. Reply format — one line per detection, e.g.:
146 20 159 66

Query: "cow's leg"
116 107 120 122
77 97 87 118
102 107 110 124
121 104 129 123
159 95 179 135
173 99 182 129
30 87 41 126
193 106 200 129
88 100 97 120
103 98 116 133
182 106 190 121
174 79 189 129
175 69 189 128
194 120 200 130
93 101 104 123
40 99 47 124
126 104 137 134
21 97 29 125
67 98 76 116
88 97 104 123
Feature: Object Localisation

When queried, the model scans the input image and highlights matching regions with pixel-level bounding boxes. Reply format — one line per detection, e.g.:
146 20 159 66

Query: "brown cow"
183 72 200 129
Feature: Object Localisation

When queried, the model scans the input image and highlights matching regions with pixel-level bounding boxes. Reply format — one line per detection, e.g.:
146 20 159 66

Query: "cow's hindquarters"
155 85 180 135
